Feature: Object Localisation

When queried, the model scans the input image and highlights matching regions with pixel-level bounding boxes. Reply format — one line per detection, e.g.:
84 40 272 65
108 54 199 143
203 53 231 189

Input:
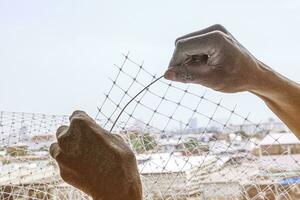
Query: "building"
253 132 300 156
137 152 230 199
6 143 28 157
0 159 89 200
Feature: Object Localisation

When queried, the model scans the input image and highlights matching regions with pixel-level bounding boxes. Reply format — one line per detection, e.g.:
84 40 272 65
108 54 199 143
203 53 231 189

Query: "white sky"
1 0 300 123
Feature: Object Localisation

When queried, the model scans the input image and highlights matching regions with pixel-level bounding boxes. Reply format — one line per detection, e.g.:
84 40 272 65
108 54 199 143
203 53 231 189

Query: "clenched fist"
164 24 266 93
49 110 142 200
164 25 300 143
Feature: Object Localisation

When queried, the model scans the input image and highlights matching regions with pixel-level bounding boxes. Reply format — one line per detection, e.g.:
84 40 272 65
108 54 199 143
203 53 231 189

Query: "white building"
256 132 300 156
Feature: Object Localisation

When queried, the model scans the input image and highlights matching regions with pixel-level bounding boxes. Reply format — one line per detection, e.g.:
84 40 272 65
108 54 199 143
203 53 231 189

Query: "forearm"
250 62 300 138
165 25 300 137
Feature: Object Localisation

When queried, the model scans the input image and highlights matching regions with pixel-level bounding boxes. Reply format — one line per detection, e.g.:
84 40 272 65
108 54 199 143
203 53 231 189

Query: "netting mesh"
1 54 300 199
0 111 90 199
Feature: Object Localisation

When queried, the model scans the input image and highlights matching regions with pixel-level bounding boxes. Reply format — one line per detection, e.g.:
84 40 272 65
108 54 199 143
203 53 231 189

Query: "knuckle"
57 122 84 153
57 131 69 143
175 36 187 46
212 24 227 33
175 38 186 49
69 110 88 121
209 31 228 46
56 125 69 138
70 116 88 128
71 110 86 116
212 30 226 38
70 116 84 124
174 37 181 46
57 125 68 132
49 143 61 158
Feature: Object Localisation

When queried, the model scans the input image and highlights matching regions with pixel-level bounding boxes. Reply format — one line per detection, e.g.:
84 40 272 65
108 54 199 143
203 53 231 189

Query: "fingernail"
164 70 176 80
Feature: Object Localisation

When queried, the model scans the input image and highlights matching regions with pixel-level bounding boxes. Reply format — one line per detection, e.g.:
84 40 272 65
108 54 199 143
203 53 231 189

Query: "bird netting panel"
1 54 300 200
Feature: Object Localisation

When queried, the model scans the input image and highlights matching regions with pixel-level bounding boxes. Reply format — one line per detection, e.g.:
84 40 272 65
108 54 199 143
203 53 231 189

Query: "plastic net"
0 111 90 199
1 54 300 199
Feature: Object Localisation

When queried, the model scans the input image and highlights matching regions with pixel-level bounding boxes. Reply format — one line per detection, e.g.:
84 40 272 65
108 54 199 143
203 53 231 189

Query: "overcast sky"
1 0 300 123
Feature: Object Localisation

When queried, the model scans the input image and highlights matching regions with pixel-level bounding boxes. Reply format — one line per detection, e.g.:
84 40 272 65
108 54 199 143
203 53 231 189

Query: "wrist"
92 179 142 200
249 61 283 97
249 61 300 106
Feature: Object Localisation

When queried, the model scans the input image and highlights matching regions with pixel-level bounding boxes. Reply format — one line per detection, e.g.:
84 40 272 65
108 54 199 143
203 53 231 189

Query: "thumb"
164 64 207 83
164 66 192 83
164 66 194 83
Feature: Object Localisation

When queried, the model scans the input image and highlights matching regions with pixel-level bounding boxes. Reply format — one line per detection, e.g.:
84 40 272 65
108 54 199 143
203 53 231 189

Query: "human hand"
49 110 142 200
164 24 265 93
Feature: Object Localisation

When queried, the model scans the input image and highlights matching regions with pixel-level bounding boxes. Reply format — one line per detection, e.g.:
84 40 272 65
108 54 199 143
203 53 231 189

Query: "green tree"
129 132 157 153
184 138 200 152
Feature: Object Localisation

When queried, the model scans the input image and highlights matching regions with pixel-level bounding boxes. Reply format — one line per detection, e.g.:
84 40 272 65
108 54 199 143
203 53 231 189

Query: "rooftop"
260 132 300 146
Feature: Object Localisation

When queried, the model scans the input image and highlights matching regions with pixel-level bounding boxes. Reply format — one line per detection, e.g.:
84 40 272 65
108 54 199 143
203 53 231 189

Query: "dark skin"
49 111 142 200
50 25 300 200
164 24 300 138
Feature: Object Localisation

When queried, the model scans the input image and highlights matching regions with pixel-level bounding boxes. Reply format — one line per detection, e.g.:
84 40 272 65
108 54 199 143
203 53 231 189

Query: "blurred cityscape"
1 111 300 199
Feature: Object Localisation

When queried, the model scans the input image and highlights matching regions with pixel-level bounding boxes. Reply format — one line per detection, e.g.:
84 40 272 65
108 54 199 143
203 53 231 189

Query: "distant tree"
237 130 249 139
128 132 157 153
183 138 200 152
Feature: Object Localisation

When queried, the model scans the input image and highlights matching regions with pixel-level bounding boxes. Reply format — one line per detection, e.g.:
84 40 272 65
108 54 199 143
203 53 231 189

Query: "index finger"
169 30 224 67
175 24 238 46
